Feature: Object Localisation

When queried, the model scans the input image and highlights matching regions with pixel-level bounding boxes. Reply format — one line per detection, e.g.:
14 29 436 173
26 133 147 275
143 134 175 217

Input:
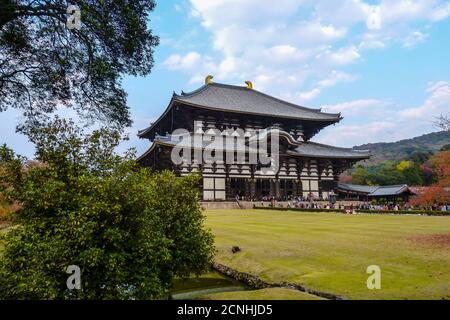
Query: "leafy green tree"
350 165 366 185
351 160 426 186
0 145 24 218
408 151 432 164
0 0 159 128
0 118 214 299
0 144 25 195
362 161 400 185
400 164 424 186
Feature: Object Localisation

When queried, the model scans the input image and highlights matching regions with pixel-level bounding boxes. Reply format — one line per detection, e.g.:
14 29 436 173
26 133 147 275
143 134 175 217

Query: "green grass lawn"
1 210 448 300
204 209 450 300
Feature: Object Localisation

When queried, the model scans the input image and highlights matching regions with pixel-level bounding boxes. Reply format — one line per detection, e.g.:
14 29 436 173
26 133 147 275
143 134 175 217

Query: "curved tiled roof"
337 183 379 194
371 185 412 196
288 142 370 159
174 83 342 121
337 183 415 196
137 134 370 163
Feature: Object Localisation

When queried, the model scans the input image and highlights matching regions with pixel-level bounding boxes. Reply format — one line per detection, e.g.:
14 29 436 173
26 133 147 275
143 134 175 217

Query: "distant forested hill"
354 131 450 164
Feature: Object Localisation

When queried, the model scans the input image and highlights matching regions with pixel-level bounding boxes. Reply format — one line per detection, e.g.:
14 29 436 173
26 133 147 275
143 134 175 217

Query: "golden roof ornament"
245 81 253 89
205 75 214 85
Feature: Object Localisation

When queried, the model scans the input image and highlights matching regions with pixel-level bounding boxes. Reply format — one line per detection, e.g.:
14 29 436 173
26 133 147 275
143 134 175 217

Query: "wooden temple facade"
137 77 371 201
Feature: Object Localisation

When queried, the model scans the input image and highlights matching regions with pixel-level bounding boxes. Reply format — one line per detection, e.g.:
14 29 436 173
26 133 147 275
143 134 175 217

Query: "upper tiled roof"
174 83 342 121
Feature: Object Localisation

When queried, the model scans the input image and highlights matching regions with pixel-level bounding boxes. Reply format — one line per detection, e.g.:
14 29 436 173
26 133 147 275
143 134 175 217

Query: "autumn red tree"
430 151 450 187
410 151 450 208
410 186 450 207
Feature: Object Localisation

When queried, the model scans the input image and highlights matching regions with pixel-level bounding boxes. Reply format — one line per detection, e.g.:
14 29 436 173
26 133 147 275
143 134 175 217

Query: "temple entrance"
279 179 296 199
229 178 302 201
256 179 271 199
230 178 246 199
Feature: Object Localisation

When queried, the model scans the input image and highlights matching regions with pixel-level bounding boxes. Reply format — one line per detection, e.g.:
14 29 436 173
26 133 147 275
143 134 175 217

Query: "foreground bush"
0 145 25 220
0 119 214 299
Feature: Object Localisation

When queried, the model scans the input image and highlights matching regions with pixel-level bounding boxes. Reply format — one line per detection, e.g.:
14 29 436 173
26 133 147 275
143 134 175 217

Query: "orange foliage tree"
431 151 450 187
410 151 450 207
410 186 450 207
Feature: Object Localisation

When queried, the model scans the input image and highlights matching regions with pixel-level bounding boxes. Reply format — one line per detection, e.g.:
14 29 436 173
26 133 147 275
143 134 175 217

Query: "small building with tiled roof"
337 183 416 202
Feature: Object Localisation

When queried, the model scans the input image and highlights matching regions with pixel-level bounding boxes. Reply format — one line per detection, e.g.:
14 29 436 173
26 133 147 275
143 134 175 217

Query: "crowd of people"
236 193 322 203
267 200 449 212
236 194 449 212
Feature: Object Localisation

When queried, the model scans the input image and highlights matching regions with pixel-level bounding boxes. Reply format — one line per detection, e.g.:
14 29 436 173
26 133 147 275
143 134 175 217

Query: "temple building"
137 76 370 201
336 183 416 202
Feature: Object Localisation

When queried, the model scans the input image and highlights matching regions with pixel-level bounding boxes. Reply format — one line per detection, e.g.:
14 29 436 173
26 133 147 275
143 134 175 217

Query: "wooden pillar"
296 159 303 199
244 179 250 199
275 178 281 199
317 160 326 200
296 179 302 198
225 165 232 201
269 179 275 197
250 179 256 201
250 164 256 201
226 178 232 201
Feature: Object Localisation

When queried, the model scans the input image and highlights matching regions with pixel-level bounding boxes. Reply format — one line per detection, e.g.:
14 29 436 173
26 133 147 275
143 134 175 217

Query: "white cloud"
298 71 356 102
359 33 388 50
299 88 322 101
359 39 386 50
426 81 449 93
268 45 306 62
430 2 450 21
314 121 397 147
315 81 450 147
322 99 390 115
402 31 428 48
172 1 355 99
163 0 450 101
314 1 372 27
379 0 435 24
219 57 236 74
318 71 356 88
163 51 202 71
399 81 450 119
321 46 361 65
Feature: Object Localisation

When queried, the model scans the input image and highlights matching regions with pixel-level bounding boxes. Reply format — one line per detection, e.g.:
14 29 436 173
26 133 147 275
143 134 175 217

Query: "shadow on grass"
171 272 248 300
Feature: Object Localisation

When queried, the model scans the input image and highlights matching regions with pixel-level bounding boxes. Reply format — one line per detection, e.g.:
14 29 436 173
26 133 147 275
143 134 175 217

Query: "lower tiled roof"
337 183 415 196
138 134 370 161
288 142 370 159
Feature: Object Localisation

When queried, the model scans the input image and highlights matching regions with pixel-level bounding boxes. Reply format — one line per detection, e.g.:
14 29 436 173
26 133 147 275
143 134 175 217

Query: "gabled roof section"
173 83 341 121
337 183 379 194
288 142 371 159
370 185 413 196
337 183 415 196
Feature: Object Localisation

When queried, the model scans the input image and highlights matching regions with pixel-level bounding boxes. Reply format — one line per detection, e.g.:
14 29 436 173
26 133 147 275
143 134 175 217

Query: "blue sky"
1 0 450 158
